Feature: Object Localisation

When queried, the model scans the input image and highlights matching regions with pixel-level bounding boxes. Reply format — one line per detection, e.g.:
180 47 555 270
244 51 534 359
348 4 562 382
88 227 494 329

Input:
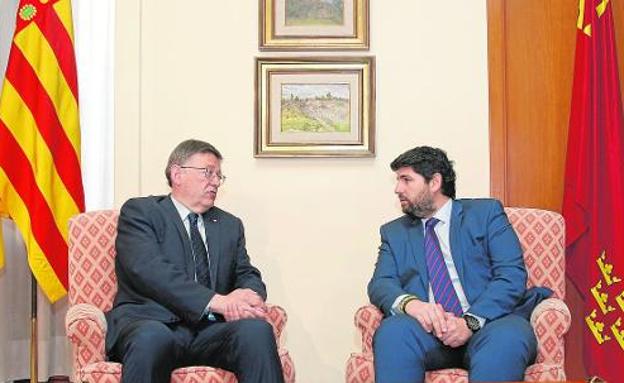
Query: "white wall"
115 1 490 382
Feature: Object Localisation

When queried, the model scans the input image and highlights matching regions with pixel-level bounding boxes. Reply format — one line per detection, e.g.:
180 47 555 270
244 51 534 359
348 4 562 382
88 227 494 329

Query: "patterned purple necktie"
424 218 463 316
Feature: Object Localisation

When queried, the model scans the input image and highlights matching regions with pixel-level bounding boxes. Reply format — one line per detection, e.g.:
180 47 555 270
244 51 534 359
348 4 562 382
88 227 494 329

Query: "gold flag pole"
30 273 38 383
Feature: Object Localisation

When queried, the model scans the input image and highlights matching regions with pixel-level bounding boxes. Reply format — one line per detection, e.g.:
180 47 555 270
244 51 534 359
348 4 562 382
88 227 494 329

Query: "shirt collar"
170 195 194 222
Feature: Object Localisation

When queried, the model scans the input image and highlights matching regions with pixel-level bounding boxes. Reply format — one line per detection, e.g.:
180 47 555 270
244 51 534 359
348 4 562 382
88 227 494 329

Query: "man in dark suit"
368 146 543 382
106 139 284 383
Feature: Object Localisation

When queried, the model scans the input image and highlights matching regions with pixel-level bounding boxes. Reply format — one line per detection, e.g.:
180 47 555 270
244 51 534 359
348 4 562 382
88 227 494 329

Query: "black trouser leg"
190 318 284 383
111 320 190 383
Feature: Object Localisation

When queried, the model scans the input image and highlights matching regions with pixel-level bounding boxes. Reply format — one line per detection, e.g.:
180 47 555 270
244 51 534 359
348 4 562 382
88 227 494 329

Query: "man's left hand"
437 312 472 348
211 288 268 321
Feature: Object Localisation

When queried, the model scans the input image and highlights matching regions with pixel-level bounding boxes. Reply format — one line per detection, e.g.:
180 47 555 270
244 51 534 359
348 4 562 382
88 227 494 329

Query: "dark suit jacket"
105 195 266 352
368 198 533 322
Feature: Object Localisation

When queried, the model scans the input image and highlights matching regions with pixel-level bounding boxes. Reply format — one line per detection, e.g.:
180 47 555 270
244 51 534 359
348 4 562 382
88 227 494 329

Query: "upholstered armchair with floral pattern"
65 210 296 383
346 207 571 383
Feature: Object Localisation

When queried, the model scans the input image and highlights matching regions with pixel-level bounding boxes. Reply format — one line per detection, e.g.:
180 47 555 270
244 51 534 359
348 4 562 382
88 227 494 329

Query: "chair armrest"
65 303 108 367
266 303 288 342
530 297 571 364
354 304 383 354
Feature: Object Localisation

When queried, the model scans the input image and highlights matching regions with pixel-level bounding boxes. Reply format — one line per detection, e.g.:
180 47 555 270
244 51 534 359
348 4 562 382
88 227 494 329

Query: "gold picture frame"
260 0 369 50
255 57 375 157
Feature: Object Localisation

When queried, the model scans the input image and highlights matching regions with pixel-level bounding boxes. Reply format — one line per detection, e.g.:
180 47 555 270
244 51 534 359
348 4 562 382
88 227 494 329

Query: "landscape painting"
255 57 375 157
280 84 350 133
260 0 369 50
285 0 344 26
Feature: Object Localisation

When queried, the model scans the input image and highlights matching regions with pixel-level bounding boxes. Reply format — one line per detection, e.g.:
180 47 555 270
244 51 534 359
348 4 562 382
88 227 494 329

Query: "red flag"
563 0 624 380
0 0 84 302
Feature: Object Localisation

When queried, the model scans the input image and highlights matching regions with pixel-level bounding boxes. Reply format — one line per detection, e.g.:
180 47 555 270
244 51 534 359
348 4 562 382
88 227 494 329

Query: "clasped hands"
404 300 472 348
210 288 267 322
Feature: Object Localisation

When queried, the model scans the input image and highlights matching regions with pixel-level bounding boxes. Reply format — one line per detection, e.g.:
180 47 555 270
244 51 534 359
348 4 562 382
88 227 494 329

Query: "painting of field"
281 84 350 133
285 0 344 26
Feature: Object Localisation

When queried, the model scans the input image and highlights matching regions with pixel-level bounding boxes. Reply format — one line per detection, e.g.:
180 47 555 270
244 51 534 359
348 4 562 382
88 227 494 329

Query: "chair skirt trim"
345 353 565 383
75 348 295 383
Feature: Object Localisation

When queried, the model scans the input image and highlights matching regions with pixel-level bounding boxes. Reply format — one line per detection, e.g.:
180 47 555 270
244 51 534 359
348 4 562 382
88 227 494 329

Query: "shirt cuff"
391 294 410 315
203 297 216 321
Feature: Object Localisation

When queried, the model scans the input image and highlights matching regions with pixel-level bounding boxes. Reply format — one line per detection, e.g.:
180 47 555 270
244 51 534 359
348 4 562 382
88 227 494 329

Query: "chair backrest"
504 207 565 299
66 208 564 309
68 210 120 310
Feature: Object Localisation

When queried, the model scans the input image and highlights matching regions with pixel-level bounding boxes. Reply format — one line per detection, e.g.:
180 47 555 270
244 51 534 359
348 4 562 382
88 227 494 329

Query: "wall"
114 1 490 381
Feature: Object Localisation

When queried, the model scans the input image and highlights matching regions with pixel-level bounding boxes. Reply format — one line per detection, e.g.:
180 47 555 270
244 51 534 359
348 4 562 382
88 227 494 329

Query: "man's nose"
394 183 401 194
208 176 221 187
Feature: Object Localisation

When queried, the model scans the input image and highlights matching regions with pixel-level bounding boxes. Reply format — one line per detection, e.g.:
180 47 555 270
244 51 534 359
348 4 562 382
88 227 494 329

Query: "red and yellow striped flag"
0 0 84 302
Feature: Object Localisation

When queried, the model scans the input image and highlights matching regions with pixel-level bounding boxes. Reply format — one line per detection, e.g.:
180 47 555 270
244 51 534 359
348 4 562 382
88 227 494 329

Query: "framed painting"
255 57 375 157
260 0 369 50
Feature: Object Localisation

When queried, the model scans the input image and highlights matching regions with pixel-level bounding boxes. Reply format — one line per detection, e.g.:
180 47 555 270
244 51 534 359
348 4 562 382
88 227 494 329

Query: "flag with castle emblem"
0 0 84 302
563 0 624 379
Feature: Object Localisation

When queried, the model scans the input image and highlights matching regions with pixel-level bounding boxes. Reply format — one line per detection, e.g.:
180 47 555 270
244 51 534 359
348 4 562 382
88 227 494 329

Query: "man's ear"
170 165 182 186
429 173 443 193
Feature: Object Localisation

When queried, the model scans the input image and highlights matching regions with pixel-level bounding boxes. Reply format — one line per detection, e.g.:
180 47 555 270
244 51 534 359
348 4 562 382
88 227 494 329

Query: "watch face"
464 315 480 331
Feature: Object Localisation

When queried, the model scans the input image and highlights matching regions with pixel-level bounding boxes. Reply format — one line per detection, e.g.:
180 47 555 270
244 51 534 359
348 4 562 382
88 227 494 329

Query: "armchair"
346 207 571 382
65 210 295 383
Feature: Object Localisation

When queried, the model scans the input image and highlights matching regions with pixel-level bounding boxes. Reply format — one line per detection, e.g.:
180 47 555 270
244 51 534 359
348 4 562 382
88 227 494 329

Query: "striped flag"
0 0 84 302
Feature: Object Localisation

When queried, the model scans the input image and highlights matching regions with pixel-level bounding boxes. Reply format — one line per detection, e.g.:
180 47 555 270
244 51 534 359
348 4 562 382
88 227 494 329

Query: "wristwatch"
463 314 481 333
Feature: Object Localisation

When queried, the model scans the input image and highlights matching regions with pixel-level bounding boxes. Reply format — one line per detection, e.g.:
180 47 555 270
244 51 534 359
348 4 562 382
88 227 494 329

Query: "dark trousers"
110 318 284 383
373 314 537 382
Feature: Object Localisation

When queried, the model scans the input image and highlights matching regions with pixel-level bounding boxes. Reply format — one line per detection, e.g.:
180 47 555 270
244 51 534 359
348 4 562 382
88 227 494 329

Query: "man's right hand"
404 299 448 337
209 288 267 321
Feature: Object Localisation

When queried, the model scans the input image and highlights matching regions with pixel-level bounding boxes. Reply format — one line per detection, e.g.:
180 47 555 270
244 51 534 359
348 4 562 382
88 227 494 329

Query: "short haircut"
390 146 456 199
165 139 223 187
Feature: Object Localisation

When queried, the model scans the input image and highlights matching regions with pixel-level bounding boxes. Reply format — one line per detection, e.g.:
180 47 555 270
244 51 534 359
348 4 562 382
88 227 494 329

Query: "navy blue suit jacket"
368 199 529 321
105 195 266 353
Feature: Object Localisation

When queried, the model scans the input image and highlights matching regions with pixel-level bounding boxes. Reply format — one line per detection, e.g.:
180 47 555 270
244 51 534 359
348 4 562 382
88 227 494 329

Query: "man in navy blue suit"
368 146 542 382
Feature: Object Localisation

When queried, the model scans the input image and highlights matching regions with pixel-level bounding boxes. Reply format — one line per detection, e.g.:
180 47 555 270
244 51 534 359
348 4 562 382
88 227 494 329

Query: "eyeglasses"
179 166 227 184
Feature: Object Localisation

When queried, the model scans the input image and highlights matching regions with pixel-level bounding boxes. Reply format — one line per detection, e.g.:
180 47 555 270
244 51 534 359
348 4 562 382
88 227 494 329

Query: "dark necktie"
188 213 211 287
424 218 463 316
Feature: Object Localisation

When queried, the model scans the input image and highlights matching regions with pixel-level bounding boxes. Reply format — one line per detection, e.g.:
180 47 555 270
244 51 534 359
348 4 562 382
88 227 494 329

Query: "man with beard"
368 146 546 382
106 139 284 383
